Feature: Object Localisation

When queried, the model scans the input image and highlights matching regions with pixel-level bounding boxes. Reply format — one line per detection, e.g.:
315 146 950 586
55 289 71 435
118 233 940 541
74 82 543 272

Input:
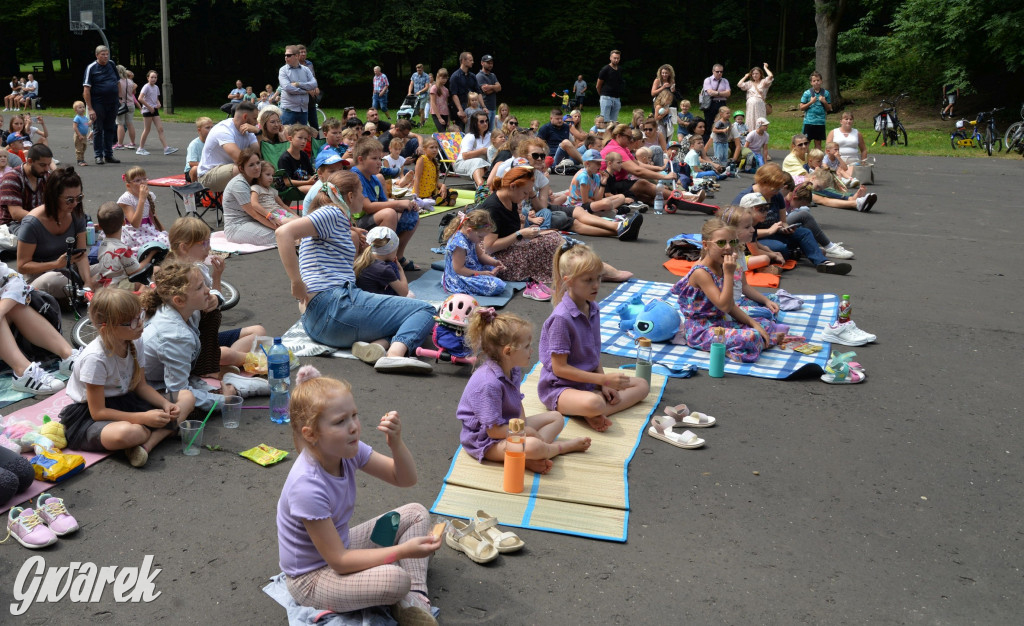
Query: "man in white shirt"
198 102 258 192
279 45 317 126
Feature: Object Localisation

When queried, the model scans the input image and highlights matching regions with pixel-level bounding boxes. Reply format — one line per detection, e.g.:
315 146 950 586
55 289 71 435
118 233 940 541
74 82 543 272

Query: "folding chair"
172 182 223 227
433 131 471 187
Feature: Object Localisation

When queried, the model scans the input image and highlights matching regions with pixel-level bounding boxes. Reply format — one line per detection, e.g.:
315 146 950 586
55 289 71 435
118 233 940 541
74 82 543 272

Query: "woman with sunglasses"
670 216 785 363
16 167 96 301
58 288 195 468
782 134 811 178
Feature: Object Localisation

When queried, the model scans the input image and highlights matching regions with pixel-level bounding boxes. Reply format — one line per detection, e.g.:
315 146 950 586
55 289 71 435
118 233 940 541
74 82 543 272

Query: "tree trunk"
776 1 787 73
814 0 846 104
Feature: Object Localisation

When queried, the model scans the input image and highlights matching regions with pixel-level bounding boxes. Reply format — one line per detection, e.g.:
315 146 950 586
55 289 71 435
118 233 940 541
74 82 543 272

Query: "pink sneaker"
6 507 58 549
35 493 80 536
523 281 551 301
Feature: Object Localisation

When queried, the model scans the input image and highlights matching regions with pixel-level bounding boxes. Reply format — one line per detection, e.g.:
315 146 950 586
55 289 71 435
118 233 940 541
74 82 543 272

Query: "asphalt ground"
0 118 1021 624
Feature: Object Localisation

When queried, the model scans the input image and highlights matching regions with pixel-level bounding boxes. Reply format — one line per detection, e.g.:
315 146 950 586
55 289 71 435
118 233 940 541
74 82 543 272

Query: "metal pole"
160 0 173 113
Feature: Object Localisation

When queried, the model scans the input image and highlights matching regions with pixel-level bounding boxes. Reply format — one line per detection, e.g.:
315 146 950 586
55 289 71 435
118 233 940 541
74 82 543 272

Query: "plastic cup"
221 395 243 429
180 420 204 455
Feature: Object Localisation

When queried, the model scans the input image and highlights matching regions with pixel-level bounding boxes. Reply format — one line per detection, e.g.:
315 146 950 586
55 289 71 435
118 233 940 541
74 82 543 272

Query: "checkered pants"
285 502 431 613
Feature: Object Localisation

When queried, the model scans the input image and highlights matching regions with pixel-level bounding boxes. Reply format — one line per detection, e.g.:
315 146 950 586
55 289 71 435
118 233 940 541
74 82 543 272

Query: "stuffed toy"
617 298 681 343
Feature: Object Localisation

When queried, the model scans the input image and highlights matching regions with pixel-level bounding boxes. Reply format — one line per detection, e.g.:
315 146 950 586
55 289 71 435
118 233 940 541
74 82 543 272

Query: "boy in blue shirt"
72 101 91 167
799 71 832 150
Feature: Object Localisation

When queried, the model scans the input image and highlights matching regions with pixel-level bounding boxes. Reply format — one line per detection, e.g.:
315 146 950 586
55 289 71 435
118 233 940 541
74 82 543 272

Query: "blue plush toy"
617 297 681 342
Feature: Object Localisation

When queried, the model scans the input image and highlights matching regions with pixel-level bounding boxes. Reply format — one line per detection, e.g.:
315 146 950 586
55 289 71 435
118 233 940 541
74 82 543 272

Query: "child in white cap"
353 226 411 297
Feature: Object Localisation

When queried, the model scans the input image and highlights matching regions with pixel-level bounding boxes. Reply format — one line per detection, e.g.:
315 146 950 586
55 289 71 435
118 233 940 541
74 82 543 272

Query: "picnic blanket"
431 365 667 542
598 279 837 379
211 231 276 255
147 174 188 187
0 389 109 515
407 269 527 308
395 188 475 219
281 321 356 360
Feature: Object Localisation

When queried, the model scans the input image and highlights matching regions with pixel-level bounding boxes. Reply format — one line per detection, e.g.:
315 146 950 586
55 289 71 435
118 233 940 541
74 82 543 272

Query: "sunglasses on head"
710 239 740 248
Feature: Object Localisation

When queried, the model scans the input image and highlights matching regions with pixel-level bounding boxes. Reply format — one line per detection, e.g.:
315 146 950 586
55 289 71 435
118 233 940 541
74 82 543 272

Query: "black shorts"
59 392 159 452
802 123 826 141
218 328 242 346
142 110 159 118
581 202 593 214
606 178 636 196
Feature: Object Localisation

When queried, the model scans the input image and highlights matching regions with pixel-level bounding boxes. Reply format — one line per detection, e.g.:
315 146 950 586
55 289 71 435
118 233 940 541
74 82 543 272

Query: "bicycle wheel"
1003 121 1022 148
984 127 994 156
895 124 908 146
950 133 960 150
317 108 326 126
219 279 240 311
71 315 99 349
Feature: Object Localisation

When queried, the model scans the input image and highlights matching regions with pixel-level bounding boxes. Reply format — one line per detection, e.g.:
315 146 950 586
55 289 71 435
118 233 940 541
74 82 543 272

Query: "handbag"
117 102 129 116
698 90 712 109
117 78 130 116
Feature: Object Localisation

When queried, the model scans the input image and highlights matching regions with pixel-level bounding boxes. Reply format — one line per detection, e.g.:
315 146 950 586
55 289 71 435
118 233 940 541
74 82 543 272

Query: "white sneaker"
12 363 65 395
825 244 855 260
163 146 179 155
59 348 82 377
821 321 876 347
221 373 270 397
352 341 386 365
847 177 861 188
136 148 150 156
374 356 433 374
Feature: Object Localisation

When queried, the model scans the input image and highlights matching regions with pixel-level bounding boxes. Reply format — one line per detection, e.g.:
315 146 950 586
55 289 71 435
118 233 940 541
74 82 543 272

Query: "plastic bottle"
709 328 726 378
85 221 96 246
268 337 291 424
502 418 526 494
635 337 653 385
653 181 665 214
838 295 852 324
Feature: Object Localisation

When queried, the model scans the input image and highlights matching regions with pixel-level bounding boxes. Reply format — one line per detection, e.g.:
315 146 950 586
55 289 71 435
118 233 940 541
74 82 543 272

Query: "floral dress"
671 264 779 363
117 190 169 252
443 231 506 296
737 76 773 123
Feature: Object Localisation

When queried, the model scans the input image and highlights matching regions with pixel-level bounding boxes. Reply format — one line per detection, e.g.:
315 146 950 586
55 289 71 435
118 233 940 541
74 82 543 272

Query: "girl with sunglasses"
58 288 196 468
670 217 785 363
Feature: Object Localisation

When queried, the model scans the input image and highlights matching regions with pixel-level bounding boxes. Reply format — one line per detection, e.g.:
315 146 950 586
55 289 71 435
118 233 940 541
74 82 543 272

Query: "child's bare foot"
558 436 592 454
583 415 613 432
603 269 634 282
526 459 554 474
853 185 867 199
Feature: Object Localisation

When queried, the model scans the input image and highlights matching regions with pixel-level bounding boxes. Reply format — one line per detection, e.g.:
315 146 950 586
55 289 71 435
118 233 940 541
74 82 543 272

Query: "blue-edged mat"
0 370 70 409
431 364 667 542
598 279 837 379
407 269 527 308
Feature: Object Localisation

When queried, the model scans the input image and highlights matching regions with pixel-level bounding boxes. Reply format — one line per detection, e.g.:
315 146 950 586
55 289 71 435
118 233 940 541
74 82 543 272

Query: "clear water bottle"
653 181 665 214
268 337 291 424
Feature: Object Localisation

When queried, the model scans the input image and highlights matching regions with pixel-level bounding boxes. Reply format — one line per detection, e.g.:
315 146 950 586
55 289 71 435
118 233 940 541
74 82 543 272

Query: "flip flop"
647 417 705 449
399 257 422 272
473 510 524 553
444 519 499 563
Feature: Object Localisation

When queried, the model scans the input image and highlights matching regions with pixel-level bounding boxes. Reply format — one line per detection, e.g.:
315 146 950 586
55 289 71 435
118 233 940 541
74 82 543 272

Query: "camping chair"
433 131 474 187
260 138 327 205
172 182 223 227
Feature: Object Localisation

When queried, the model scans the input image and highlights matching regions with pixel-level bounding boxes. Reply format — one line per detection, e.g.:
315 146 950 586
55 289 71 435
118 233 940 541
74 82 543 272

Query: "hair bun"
295 365 322 385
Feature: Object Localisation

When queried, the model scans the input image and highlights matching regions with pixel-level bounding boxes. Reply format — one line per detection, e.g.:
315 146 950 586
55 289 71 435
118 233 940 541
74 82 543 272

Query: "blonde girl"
276 365 441 619
167 217 266 377
538 242 649 432
457 309 590 474
136 70 178 156
251 160 292 222
711 106 732 164
117 165 169 264
57 288 195 467
715 205 783 321
670 217 785 363
495 102 511 132
353 226 410 297
441 211 505 296
429 68 449 132
412 137 456 206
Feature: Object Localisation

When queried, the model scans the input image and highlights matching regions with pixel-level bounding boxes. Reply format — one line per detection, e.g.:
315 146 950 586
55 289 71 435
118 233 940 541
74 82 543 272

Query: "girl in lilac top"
537 241 649 432
456 309 591 475
276 365 441 619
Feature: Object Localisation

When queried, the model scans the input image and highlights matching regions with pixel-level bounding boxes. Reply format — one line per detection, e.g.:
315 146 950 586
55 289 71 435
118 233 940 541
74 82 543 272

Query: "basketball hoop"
70 21 86 35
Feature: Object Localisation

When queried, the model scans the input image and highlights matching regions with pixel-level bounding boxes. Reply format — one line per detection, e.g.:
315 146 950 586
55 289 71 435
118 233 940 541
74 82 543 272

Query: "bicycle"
1003 103 1024 153
975 107 1003 156
70 278 240 348
873 93 909 147
60 236 90 321
950 119 984 150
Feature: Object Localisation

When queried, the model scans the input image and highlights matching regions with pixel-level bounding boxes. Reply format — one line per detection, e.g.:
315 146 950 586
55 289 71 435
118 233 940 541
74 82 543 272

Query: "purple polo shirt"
456 360 524 461
538 297 601 410
702 75 730 103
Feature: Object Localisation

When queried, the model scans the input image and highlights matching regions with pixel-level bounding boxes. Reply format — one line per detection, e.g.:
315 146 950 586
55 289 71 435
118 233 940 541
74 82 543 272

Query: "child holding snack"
538 241 649 432
457 308 591 474
276 365 441 621
58 288 195 467
117 166 169 265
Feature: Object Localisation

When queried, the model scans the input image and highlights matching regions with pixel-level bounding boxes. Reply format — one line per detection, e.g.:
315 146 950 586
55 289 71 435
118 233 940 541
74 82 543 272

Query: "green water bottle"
838 295 852 324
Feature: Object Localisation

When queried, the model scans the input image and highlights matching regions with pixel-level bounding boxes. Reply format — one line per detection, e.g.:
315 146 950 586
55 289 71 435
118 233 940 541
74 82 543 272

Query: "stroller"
397 94 419 126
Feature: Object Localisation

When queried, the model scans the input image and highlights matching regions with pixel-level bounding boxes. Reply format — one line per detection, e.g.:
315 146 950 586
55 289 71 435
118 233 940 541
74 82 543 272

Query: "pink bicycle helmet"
438 294 479 328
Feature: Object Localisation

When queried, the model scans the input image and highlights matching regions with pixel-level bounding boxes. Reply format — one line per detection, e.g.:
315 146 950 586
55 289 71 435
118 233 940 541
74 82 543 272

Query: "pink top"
599 139 635 181
429 84 449 116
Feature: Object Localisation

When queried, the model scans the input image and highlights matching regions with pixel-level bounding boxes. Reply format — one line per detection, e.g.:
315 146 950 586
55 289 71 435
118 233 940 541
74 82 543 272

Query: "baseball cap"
365 226 399 256
756 117 770 127
581 149 604 162
481 55 494 62
733 110 745 119
739 192 769 208
5 132 27 144
667 141 682 150
314 149 350 170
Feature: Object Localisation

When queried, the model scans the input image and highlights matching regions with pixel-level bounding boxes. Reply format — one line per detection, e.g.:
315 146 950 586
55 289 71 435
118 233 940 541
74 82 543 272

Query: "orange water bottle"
502 418 526 493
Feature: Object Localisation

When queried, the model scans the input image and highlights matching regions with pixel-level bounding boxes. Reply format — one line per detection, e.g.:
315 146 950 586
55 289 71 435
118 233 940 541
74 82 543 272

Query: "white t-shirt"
139 83 160 111
67 337 145 402
745 130 769 153
458 132 491 160
198 118 258 176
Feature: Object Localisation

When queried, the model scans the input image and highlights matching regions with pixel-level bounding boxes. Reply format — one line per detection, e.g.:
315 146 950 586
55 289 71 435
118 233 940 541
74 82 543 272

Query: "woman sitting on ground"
222 146 293 245
826 111 868 165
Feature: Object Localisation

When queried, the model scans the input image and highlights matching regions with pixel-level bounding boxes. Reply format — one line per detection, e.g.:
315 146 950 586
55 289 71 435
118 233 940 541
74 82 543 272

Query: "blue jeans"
303 283 434 350
552 146 578 166
281 109 308 125
760 227 827 266
372 92 388 112
400 136 419 159
713 141 729 164
599 95 621 123
522 206 552 229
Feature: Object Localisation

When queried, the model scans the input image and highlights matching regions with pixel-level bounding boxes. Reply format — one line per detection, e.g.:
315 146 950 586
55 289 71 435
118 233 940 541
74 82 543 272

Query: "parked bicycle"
1003 104 1024 154
873 93 909 147
950 119 984 150
61 236 90 321
975 107 1003 156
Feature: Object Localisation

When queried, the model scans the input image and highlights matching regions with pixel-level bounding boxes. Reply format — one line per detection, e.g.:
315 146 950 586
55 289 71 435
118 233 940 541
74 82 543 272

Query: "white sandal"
473 510 524 553
647 416 705 449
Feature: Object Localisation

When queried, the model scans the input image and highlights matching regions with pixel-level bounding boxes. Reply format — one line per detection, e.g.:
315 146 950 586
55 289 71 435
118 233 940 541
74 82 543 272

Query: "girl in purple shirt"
276 365 441 621
538 241 649 432
456 309 591 475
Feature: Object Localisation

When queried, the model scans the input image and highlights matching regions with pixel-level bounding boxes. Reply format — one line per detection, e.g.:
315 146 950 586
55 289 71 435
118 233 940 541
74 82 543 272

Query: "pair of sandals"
647 403 716 449
820 351 867 384
444 510 524 564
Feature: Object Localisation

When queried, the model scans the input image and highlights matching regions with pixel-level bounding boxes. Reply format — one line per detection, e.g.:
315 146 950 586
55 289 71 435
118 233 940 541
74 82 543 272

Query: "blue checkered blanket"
598 280 838 379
